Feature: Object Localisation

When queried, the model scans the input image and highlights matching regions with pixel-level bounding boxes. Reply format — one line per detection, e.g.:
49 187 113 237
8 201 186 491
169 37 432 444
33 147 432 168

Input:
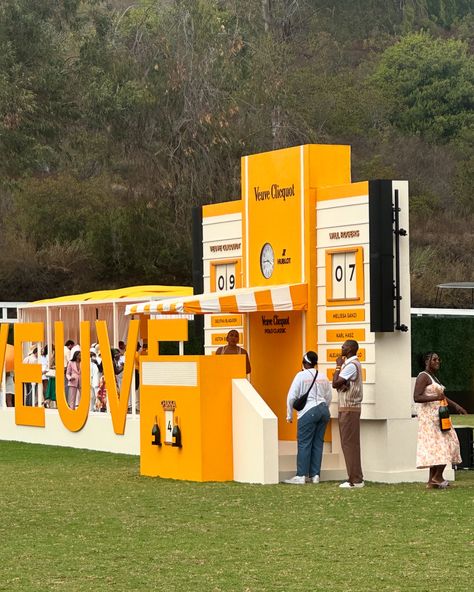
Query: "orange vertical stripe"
289 284 308 310
185 300 202 314
218 295 238 313
0 324 8 376
254 289 273 311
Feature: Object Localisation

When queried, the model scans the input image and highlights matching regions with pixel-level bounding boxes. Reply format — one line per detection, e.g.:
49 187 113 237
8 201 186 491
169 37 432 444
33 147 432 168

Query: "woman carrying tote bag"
284 351 332 485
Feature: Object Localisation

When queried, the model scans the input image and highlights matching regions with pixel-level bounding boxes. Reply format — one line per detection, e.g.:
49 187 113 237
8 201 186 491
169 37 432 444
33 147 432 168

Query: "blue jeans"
297 404 330 477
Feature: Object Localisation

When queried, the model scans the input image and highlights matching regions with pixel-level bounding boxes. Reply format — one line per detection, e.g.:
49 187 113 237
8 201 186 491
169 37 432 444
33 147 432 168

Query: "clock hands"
260 242 274 278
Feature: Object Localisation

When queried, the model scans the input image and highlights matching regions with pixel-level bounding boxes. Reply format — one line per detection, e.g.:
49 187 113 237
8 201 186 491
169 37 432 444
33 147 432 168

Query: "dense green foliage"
373 32 473 142
0 0 472 304
411 315 474 409
1 440 473 591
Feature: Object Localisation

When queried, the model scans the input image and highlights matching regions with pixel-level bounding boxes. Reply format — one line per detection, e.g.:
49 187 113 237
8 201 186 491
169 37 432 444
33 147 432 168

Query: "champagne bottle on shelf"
172 416 182 448
151 416 162 446
438 399 452 432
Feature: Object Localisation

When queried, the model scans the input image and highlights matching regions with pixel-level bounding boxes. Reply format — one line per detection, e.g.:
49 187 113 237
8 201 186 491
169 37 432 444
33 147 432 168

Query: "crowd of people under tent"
3 339 148 413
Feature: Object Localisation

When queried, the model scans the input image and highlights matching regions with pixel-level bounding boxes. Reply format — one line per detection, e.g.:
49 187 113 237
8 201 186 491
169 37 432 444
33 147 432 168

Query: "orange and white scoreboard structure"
133 144 429 483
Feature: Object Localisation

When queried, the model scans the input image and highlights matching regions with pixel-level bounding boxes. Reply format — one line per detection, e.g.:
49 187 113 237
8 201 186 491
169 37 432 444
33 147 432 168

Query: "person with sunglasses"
414 352 467 488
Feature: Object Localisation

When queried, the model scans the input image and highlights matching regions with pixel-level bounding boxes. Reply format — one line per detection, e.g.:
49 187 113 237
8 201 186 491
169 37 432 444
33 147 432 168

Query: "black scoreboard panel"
369 180 395 333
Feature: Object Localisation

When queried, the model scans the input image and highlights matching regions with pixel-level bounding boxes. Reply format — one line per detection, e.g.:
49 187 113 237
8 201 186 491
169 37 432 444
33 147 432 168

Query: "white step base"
278 440 341 482
278 440 437 483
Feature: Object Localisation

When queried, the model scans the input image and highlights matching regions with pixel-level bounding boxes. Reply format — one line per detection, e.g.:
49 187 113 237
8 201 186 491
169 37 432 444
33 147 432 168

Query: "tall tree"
373 32 474 143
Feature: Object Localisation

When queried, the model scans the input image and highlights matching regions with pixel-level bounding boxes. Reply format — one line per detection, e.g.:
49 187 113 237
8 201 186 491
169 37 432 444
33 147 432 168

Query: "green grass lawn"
452 414 474 428
0 441 472 592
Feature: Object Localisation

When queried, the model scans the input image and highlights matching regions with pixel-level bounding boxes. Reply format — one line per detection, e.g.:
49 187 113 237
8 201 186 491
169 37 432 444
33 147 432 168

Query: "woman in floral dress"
414 352 467 488
95 376 107 412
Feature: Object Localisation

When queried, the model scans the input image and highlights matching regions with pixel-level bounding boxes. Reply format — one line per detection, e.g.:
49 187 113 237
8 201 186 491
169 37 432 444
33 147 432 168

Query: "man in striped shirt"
332 340 364 489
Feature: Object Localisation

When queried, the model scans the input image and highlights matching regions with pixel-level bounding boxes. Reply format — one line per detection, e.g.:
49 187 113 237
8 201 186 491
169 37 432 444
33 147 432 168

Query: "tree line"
0 0 472 306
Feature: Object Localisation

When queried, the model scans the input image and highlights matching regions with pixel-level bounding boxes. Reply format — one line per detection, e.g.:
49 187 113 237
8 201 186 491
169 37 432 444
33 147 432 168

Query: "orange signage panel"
210 315 243 328
244 146 304 287
326 328 366 342
326 309 365 323
326 349 366 362
211 332 244 346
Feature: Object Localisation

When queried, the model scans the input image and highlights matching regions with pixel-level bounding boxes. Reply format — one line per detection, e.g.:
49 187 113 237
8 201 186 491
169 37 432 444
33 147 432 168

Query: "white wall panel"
0 408 140 455
142 361 198 387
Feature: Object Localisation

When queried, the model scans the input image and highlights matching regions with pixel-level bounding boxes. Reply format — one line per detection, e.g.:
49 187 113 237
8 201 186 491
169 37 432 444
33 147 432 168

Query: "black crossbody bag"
293 370 318 412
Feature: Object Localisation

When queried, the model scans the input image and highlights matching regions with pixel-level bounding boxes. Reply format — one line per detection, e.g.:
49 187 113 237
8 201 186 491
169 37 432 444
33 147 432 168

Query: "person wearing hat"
91 343 103 373
23 346 38 406
90 349 101 411
63 339 75 400
111 348 124 390
284 351 332 484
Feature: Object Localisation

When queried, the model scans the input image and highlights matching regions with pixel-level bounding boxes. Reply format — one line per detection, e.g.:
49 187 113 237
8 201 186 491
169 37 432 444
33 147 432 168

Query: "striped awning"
125 283 308 316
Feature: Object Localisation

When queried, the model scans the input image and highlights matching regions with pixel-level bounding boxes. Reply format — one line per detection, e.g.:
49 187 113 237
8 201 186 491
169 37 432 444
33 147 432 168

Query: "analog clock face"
260 243 274 279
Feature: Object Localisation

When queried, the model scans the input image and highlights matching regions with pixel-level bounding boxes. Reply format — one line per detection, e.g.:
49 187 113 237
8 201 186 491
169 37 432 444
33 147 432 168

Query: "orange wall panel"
245 146 304 287
140 355 246 481
248 311 303 440
200 355 246 481
140 377 204 480
309 145 351 188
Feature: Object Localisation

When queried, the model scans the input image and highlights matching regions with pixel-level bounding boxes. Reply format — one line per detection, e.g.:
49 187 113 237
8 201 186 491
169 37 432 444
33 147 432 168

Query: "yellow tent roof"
29 285 193 306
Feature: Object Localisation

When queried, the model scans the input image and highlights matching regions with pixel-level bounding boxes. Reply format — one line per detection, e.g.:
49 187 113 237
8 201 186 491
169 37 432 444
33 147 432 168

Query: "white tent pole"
1 362 5 408
36 341 42 407
131 368 136 417
46 306 52 365
113 302 118 348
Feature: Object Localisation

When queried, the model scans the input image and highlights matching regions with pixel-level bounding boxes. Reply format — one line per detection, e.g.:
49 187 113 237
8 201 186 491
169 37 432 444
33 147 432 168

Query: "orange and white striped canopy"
125 283 308 316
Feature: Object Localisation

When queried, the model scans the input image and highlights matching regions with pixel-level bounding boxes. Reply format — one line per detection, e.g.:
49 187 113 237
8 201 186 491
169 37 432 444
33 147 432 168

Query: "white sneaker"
339 481 365 489
284 475 306 485
308 475 320 484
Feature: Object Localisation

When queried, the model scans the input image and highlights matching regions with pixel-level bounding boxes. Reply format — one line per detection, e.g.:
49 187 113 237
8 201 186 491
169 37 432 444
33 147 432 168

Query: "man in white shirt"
332 340 364 489
64 340 75 368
